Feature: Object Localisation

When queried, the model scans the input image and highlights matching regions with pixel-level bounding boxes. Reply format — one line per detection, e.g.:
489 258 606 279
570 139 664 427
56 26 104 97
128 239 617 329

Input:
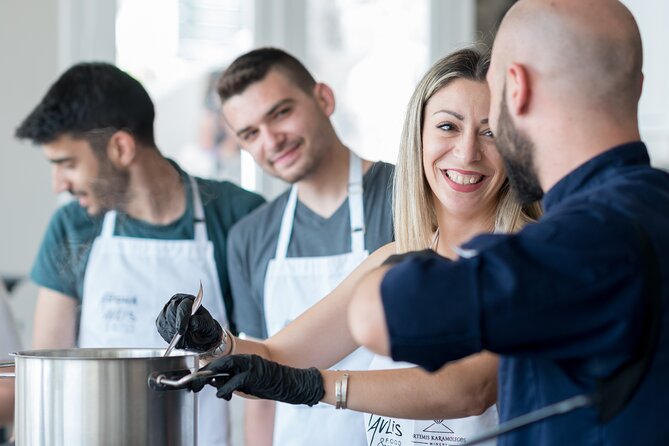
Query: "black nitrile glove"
189 354 324 406
156 293 222 352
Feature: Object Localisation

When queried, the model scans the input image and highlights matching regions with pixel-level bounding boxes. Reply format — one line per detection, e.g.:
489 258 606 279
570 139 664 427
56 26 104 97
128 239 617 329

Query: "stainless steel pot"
0 348 222 446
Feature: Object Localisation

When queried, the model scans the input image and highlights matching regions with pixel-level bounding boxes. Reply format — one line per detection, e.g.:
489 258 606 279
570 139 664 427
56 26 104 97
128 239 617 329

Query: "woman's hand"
156 293 222 352
190 354 324 406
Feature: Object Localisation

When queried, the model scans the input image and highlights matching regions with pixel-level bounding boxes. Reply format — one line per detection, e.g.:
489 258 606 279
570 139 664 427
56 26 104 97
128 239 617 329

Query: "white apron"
364 354 498 446
264 152 372 446
80 176 230 446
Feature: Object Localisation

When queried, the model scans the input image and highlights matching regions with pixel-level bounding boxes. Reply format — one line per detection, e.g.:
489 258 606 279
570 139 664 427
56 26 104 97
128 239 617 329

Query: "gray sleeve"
227 222 267 339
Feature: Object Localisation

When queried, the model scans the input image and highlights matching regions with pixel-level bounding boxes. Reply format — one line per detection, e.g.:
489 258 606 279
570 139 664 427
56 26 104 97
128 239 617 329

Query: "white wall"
0 1 65 279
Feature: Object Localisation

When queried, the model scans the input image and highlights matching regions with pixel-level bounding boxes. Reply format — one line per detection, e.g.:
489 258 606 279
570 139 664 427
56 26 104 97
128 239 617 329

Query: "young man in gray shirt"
222 48 394 445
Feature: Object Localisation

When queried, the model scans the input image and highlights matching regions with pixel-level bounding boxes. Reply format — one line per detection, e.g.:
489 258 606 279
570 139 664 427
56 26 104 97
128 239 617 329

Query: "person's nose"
452 131 482 164
260 125 286 154
51 165 71 194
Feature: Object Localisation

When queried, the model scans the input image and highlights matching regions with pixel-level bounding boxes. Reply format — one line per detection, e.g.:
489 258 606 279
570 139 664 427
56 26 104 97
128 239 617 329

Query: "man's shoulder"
365 161 395 179
364 161 394 191
195 177 266 226
48 201 102 240
196 177 264 205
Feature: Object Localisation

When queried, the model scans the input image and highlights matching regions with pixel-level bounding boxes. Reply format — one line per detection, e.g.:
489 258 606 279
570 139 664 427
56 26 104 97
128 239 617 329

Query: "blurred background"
0 0 667 384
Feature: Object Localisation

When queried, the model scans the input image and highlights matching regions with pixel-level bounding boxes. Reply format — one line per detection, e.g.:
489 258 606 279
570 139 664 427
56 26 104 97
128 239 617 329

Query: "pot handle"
148 369 229 391
0 360 15 378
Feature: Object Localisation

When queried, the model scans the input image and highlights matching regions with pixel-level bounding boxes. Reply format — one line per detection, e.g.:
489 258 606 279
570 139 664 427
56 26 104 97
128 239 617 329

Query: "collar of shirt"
541 141 649 212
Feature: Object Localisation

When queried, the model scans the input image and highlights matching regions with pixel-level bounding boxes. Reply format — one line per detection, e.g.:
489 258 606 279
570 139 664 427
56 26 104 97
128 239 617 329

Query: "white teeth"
445 170 483 185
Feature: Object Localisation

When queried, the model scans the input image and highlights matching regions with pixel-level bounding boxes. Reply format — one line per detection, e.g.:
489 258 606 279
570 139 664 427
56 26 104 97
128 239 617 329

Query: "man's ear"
506 63 530 116
313 82 336 116
107 130 137 167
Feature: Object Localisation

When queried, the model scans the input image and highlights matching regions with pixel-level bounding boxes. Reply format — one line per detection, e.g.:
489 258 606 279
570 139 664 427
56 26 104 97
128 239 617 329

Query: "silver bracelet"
200 327 235 360
335 373 349 410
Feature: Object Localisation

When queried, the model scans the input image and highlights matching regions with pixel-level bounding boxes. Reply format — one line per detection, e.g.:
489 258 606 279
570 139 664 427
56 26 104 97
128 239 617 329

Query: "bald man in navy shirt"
348 0 669 444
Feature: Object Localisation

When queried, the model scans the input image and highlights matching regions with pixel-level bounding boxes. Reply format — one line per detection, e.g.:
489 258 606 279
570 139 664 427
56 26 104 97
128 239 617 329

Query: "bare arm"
243 399 274 446
320 352 498 420
32 287 78 349
341 263 499 420
347 265 392 356
212 243 398 369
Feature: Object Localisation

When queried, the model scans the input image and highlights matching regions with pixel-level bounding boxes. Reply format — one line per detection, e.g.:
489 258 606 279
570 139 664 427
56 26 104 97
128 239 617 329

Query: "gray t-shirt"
227 161 395 339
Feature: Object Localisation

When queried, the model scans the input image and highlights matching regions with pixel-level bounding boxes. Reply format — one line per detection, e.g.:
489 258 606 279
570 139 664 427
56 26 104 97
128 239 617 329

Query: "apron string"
189 176 209 243
348 152 365 254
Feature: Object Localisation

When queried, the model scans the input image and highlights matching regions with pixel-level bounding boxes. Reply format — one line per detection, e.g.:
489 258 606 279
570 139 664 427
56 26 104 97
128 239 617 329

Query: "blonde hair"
393 47 541 253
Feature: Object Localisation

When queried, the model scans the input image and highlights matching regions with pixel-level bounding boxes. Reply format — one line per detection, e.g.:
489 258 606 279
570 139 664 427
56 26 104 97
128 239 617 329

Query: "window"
116 0 254 185
306 0 430 164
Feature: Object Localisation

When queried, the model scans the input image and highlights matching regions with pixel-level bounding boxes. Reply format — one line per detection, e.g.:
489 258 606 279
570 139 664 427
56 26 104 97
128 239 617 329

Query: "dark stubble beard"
495 90 544 205
90 155 131 216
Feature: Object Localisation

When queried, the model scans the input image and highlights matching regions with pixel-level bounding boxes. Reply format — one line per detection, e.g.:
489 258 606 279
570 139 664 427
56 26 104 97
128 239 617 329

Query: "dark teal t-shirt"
30 163 265 332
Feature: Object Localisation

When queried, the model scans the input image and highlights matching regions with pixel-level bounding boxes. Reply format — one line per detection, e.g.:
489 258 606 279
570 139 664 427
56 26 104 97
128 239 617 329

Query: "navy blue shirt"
381 142 669 445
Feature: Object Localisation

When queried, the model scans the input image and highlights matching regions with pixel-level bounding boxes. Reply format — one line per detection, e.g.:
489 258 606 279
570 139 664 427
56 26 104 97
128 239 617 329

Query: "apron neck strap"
348 152 365 254
100 210 117 238
274 151 366 259
190 176 208 242
98 175 207 241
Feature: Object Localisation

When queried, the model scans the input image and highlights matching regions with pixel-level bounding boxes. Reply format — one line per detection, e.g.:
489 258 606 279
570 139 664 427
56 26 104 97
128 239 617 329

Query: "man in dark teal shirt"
15 62 264 445
348 0 669 444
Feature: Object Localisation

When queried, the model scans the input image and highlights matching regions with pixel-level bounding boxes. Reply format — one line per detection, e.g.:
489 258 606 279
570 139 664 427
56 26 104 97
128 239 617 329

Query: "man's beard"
90 157 131 215
495 92 544 205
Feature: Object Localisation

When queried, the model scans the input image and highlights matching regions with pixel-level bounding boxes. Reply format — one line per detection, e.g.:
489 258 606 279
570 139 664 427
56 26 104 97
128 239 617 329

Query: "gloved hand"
190 354 324 406
156 293 222 352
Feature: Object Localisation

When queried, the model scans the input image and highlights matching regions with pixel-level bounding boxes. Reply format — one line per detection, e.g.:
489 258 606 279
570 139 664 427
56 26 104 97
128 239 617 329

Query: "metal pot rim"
10 348 199 360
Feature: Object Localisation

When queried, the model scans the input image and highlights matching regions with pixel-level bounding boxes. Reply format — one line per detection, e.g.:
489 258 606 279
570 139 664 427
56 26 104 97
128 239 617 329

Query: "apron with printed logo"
365 231 497 446
365 354 499 446
264 152 372 446
80 176 230 446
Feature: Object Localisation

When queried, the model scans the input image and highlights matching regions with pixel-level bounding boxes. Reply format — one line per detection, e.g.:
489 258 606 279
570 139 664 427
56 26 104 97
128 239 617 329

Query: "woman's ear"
107 130 137 167
506 63 531 116
313 82 336 116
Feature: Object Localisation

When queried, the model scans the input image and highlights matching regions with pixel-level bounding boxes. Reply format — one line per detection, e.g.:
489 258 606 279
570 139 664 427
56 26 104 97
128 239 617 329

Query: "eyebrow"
236 98 294 138
433 110 464 120
433 110 489 124
48 156 74 165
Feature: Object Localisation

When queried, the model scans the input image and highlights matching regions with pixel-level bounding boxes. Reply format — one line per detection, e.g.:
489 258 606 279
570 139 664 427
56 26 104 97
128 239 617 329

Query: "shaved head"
487 0 645 195
493 0 642 116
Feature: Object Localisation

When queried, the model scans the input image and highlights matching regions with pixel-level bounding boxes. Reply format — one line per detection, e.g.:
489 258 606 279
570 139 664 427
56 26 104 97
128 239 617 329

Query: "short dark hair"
15 62 156 149
217 47 316 103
